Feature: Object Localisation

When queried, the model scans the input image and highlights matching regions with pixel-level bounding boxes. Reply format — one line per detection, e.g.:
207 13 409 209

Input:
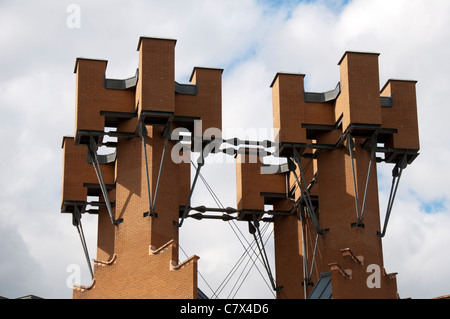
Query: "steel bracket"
377 154 408 237
88 136 123 225
347 134 377 228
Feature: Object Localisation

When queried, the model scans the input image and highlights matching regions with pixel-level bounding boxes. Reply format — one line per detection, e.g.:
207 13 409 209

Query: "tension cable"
248 218 280 293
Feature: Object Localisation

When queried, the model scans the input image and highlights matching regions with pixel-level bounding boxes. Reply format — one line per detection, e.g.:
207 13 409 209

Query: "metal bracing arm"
297 206 319 299
377 155 408 238
291 148 322 233
348 135 377 228
72 205 94 280
248 218 281 292
347 134 361 224
175 150 206 228
152 122 171 215
297 206 309 298
308 233 319 284
359 137 376 224
88 137 122 225
141 120 172 218
138 121 153 217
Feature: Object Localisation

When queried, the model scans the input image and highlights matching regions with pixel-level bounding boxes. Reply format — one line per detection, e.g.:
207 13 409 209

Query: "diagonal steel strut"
348 135 377 227
347 134 361 222
72 205 94 280
138 122 154 217
292 148 322 233
176 151 206 228
151 122 171 216
248 218 281 292
140 120 172 218
88 136 122 225
377 155 408 237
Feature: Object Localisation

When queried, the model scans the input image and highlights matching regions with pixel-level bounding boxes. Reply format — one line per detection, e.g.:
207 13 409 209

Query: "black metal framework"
139 119 173 219
248 217 281 292
72 205 94 280
347 134 377 228
292 148 323 234
176 148 206 228
377 154 408 237
68 111 417 299
87 136 123 225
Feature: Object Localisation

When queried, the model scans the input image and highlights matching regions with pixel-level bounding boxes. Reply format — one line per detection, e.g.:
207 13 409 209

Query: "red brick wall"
64 38 418 299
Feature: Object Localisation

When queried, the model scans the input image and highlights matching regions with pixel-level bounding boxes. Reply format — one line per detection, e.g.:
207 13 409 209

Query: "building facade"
61 37 419 299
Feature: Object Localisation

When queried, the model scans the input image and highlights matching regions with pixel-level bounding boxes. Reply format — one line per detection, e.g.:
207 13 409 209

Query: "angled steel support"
140 119 173 218
359 137 376 223
175 151 206 228
377 155 408 238
297 206 309 298
292 148 325 234
72 205 94 280
351 136 377 228
308 233 319 284
248 218 281 292
297 205 318 299
88 137 122 225
151 122 171 213
138 121 154 217
347 134 362 224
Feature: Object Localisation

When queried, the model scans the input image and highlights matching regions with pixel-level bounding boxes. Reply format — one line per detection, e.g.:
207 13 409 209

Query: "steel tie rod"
151 123 171 216
378 155 408 237
297 207 309 298
347 134 361 221
138 122 154 217
73 205 94 280
248 219 280 292
175 150 207 228
88 137 121 225
351 136 377 227
359 138 376 224
292 149 321 233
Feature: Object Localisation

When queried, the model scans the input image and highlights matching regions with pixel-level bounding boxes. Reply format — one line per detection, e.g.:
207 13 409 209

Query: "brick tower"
236 52 419 299
61 37 419 299
61 37 223 298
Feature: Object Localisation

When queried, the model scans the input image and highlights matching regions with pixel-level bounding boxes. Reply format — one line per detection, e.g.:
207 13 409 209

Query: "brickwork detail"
236 51 419 299
62 37 222 299
61 38 419 299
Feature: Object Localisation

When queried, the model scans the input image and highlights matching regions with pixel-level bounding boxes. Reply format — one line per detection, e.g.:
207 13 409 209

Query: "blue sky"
420 198 447 214
0 0 450 300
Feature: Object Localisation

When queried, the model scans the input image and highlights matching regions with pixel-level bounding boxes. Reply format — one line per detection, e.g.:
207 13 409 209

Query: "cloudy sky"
1 0 449 299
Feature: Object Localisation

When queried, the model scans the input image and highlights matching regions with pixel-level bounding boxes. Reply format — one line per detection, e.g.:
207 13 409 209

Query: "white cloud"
0 0 449 299
382 193 450 298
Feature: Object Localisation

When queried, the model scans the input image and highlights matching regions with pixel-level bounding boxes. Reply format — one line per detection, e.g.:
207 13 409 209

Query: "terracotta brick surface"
61 137 114 203
65 37 227 299
336 52 382 131
271 73 307 144
74 58 135 136
381 80 420 150
136 37 176 114
175 67 223 134
269 51 418 299
236 151 286 211
63 37 419 299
